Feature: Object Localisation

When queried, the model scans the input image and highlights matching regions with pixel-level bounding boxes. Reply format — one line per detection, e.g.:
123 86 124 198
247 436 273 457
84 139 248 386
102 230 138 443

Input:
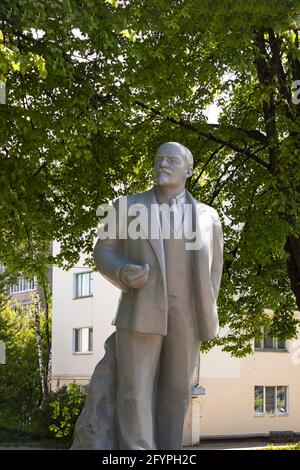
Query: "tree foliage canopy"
1 0 300 353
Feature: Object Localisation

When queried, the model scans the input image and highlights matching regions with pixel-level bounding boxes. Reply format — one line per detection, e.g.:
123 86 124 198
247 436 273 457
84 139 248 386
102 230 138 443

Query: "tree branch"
268 29 293 120
253 30 279 174
209 155 251 205
134 100 270 171
192 145 224 189
207 123 267 145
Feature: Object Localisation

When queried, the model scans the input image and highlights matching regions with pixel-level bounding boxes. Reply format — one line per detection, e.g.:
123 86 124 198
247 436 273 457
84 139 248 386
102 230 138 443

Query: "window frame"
254 327 287 352
254 385 264 415
10 276 34 294
73 271 93 299
73 327 93 354
254 385 288 416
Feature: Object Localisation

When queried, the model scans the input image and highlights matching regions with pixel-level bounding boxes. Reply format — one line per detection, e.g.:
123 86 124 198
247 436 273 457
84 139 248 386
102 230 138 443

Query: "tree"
0 303 49 426
1 1 300 354
0 263 52 399
115 0 300 354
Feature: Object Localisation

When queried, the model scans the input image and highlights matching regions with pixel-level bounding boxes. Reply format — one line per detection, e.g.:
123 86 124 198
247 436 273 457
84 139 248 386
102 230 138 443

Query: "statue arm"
93 240 132 292
93 198 132 292
211 211 224 301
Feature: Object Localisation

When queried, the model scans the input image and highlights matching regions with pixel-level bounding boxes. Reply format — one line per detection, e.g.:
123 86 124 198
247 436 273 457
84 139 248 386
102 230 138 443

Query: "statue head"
155 142 193 189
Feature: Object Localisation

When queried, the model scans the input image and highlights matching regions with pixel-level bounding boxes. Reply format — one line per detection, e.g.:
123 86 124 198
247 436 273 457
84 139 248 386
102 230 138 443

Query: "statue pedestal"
183 387 205 446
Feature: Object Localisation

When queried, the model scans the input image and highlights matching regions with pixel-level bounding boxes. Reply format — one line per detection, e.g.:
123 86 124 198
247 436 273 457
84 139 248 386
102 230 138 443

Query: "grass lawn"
265 442 300 450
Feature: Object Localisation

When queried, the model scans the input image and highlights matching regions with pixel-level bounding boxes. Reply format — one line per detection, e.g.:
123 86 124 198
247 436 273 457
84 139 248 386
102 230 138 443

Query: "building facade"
0 261 52 311
51 245 300 443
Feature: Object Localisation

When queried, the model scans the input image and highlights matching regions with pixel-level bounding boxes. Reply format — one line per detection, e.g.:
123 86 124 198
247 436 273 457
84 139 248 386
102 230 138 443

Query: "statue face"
155 147 190 188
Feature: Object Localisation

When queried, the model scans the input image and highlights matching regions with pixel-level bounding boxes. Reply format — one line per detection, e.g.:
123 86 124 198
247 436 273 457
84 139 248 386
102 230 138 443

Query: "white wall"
52 243 120 381
201 346 241 378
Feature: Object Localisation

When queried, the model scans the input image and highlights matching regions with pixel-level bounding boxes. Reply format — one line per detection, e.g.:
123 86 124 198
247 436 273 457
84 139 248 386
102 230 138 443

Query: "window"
10 276 34 293
254 386 264 414
79 385 88 395
73 327 93 353
265 386 275 413
254 327 286 351
74 272 93 298
11 301 32 313
254 386 288 415
276 338 286 350
277 386 288 413
0 264 5 274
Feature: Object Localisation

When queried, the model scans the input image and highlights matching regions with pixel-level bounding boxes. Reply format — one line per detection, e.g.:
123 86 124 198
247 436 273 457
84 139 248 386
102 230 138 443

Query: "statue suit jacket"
93 187 223 341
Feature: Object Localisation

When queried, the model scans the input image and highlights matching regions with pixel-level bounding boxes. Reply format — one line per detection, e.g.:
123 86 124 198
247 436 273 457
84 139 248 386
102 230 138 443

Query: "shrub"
34 384 85 443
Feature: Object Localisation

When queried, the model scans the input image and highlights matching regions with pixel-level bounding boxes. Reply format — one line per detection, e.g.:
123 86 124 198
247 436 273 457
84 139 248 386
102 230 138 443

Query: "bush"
0 424 40 443
33 384 85 443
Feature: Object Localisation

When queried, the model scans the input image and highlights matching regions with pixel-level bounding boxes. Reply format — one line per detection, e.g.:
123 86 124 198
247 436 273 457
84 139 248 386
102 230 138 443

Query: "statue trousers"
116 294 201 450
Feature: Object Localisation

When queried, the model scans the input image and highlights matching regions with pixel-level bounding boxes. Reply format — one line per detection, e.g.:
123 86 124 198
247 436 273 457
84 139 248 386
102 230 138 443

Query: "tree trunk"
40 272 51 396
33 275 46 399
285 236 300 310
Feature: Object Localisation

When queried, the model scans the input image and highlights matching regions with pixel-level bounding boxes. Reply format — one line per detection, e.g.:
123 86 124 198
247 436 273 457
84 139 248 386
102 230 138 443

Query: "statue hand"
119 264 149 289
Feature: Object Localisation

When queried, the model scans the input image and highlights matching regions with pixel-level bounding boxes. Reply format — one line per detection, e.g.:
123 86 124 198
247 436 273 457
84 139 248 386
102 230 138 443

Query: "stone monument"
71 142 223 450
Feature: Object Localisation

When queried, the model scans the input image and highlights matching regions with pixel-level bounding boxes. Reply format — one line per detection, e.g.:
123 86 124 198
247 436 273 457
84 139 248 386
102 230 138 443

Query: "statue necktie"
169 197 183 236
